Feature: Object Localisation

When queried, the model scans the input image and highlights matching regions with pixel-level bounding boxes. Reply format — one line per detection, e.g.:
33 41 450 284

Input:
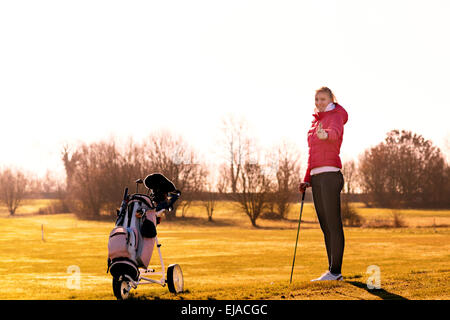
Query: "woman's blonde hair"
315 87 337 103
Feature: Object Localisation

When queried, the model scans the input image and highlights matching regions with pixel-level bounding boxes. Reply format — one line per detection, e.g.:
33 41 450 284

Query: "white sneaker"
311 271 343 281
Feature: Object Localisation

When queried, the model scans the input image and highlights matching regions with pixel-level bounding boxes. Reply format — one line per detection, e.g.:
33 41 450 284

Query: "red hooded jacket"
303 103 348 183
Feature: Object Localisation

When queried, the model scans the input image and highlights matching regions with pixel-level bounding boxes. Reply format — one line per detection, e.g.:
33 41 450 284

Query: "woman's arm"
323 113 344 141
299 153 311 193
303 151 312 183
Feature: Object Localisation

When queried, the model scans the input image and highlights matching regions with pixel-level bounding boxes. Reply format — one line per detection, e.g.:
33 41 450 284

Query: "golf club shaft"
290 191 306 284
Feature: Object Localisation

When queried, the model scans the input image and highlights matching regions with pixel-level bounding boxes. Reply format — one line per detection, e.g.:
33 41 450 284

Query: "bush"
391 210 406 228
362 210 407 228
37 201 68 215
260 211 281 220
341 199 363 227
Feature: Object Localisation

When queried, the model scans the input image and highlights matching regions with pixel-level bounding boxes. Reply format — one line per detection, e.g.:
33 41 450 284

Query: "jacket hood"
313 103 348 124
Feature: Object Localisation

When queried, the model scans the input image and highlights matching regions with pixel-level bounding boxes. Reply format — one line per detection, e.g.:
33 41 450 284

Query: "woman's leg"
312 172 345 275
311 175 332 270
321 172 345 274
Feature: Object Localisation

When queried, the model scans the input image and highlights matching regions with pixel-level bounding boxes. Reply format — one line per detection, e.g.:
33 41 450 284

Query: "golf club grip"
123 187 128 201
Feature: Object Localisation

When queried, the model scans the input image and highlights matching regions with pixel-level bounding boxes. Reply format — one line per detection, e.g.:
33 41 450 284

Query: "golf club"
290 190 306 284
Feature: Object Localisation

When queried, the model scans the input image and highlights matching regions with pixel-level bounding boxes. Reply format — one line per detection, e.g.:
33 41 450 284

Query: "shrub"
391 210 406 228
341 199 363 227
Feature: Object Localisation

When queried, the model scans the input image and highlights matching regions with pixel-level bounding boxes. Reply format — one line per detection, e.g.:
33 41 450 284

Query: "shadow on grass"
163 216 238 228
166 216 317 230
347 281 409 300
252 224 317 230
250 217 319 230
66 213 320 230
282 217 316 223
128 289 191 300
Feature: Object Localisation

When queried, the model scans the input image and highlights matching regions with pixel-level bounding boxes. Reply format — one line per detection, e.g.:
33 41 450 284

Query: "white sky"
1 0 450 179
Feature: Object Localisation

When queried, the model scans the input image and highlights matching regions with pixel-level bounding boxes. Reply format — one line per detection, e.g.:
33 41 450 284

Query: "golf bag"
107 173 180 281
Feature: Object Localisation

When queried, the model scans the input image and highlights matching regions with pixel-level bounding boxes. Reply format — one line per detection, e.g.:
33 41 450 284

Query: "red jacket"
303 103 348 183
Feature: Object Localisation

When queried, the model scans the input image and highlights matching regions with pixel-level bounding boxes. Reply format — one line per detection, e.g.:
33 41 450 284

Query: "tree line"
1 117 449 226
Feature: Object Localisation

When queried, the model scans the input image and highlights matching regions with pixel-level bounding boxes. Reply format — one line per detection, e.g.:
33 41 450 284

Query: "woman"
299 87 348 281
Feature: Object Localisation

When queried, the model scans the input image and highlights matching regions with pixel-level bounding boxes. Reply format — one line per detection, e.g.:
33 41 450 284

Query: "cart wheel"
167 264 184 293
112 277 131 300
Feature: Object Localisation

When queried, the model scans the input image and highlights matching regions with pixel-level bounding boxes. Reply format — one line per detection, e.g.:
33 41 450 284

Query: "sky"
1 0 449 179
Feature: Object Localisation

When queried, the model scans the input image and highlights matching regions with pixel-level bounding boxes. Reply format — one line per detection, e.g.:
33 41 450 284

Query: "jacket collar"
313 103 341 120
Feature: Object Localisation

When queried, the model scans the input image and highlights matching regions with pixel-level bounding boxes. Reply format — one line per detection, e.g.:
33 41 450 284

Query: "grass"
0 200 449 300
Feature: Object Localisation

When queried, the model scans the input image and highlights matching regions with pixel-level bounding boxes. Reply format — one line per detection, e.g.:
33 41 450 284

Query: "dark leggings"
311 171 345 275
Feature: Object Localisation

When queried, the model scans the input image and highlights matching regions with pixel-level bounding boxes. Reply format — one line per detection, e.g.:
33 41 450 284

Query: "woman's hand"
316 122 328 140
298 182 311 193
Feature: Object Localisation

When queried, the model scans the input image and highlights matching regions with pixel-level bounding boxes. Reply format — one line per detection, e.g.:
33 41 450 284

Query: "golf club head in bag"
144 173 181 211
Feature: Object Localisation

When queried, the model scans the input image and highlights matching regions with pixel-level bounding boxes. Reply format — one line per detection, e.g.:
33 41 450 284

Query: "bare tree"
358 145 390 207
0 167 29 215
61 144 80 192
267 140 302 219
72 143 109 218
144 131 206 219
179 162 207 218
118 137 151 189
202 178 217 222
220 115 249 193
219 117 275 226
59 145 80 214
61 133 207 220
40 170 60 194
216 163 230 194
231 140 273 227
235 162 273 227
342 160 357 194
27 170 65 196
62 140 125 219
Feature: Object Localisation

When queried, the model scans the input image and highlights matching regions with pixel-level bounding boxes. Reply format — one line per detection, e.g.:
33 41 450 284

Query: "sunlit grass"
0 200 449 300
